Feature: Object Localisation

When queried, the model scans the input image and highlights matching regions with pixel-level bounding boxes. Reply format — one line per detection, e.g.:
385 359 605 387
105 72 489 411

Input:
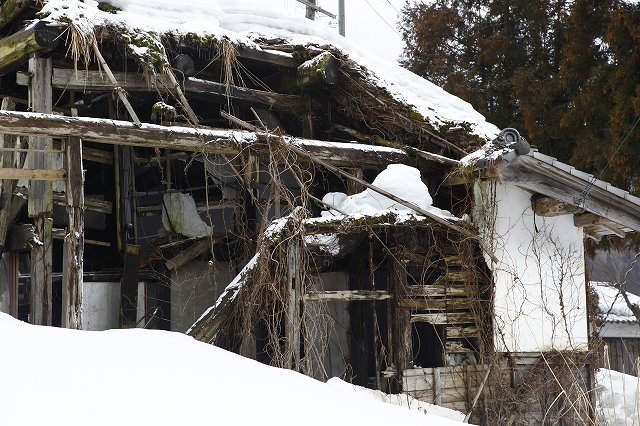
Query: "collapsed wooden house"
1 1 640 424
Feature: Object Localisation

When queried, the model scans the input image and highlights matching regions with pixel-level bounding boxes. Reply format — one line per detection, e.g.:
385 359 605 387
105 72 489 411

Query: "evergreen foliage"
401 0 640 190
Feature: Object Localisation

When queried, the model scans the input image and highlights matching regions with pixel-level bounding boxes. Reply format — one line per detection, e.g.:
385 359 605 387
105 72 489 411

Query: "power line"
577 114 640 207
364 0 401 37
378 0 400 13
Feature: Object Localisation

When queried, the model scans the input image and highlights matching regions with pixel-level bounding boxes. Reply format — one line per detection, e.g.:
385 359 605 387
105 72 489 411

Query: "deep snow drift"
597 368 640 425
0 313 466 425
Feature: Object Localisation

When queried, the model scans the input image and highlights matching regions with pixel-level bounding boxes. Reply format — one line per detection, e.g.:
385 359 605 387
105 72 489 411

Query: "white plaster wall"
475 181 588 352
82 282 120 330
171 261 235 333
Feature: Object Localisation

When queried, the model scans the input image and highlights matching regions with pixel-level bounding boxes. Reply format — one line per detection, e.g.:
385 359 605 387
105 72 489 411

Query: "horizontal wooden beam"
531 194 583 217
22 69 305 113
501 156 640 232
304 290 392 301
0 110 407 167
0 168 65 180
410 312 476 325
0 21 60 75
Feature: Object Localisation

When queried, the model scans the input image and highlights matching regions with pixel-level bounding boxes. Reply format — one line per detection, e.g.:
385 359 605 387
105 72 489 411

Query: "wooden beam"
0 168 65 180
297 52 340 90
304 290 393 301
187 253 259 342
333 124 460 166
29 68 306 114
164 238 214 270
82 146 113 164
531 194 584 217
0 21 60 75
410 312 476 324
0 0 30 31
0 110 408 167
0 97 18 254
61 118 84 329
500 156 640 232
28 55 53 326
574 212 610 228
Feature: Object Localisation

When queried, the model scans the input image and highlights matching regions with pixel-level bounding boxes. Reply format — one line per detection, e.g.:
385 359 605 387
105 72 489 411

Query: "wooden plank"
28 55 53 326
61 123 84 329
398 297 471 310
0 21 60 75
404 285 467 298
164 238 213 270
82 146 113 164
304 290 392 301
33 69 306 113
410 312 476 324
0 110 408 167
0 168 65 180
447 326 480 339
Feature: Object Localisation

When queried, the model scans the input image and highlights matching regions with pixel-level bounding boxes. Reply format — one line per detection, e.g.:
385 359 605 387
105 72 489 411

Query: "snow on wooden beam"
0 110 408 167
0 21 60 75
304 290 392 301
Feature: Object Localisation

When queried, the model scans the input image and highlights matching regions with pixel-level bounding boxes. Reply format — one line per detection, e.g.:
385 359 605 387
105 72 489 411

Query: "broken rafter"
0 21 60 75
0 110 408 167
91 38 141 126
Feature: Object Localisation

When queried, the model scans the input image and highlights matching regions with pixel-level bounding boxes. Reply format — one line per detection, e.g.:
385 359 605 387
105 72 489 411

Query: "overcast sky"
275 0 407 63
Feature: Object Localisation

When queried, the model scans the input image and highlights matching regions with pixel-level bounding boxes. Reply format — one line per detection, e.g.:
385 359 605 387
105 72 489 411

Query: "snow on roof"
591 281 640 323
464 140 640 210
37 0 500 140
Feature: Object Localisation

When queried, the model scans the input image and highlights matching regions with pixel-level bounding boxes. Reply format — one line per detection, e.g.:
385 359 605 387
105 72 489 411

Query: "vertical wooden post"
434 368 442 405
9 251 18 318
28 55 53 325
286 241 301 370
62 109 84 329
0 97 17 252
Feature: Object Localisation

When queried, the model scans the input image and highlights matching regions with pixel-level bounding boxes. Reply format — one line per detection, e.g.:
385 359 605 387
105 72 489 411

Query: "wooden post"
286 241 302 370
61 109 84 329
0 97 17 253
28 55 53 325
434 368 443 406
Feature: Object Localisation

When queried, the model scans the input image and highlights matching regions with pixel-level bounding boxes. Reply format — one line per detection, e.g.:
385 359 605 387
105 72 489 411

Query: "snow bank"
38 0 499 140
321 164 456 219
592 281 640 322
596 368 640 425
327 378 466 422
0 313 467 426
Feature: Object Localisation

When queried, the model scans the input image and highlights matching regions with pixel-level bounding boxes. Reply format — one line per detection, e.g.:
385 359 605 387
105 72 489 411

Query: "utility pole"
338 0 345 36
305 0 316 20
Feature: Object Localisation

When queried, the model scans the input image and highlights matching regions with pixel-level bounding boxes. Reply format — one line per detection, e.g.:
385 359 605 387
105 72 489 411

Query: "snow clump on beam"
321 164 456 219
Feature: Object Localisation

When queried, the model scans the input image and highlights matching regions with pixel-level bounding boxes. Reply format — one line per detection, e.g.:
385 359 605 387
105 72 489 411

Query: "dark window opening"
411 322 445 368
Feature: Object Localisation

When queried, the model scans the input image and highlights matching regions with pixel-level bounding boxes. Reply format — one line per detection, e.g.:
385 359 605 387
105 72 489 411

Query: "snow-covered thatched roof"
35 0 499 143
591 281 640 324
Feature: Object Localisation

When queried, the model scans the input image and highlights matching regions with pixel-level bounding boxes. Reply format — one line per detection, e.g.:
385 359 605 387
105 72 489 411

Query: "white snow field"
0 312 466 426
597 368 640 425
